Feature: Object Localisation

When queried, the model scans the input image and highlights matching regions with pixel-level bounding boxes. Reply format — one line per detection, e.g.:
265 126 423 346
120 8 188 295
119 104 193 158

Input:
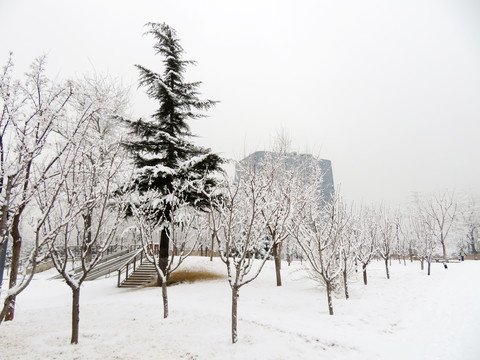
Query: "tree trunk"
427 261 431 276
0 239 7 289
231 286 239 344
162 280 169 319
5 213 22 321
158 227 169 286
343 267 349 299
326 281 334 315
384 258 390 279
83 210 92 263
471 235 477 255
272 242 282 287
441 236 447 262
71 287 80 344
0 176 13 241
210 232 214 261
362 263 368 285
0 294 15 324
420 258 424 271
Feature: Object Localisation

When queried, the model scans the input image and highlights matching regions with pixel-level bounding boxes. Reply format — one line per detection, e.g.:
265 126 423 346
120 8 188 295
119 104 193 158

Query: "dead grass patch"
167 269 225 285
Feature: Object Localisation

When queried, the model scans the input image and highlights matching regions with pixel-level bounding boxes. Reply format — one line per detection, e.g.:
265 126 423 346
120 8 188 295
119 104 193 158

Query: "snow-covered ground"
1 258 479 360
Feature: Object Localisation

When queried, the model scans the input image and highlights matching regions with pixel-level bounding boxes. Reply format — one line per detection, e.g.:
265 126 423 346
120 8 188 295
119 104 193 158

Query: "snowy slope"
1 258 479 360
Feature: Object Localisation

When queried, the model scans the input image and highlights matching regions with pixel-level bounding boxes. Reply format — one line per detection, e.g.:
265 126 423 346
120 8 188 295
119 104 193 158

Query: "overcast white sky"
1 0 479 206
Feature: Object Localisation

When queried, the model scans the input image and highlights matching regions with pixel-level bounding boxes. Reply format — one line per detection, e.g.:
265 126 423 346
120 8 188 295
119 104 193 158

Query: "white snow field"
1 257 479 360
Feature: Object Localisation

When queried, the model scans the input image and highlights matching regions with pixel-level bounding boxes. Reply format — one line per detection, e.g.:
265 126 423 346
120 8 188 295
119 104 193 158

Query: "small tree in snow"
396 211 415 264
290 192 349 315
0 54 80 321
46 142 127 344
240 150 295 287
338 202 355 299
458 196 480 255
206 163 275 344
424 191 457 262
377 206 395 279
44 74 130 344
353 206 378 286
0 166 76 323
129 181 206 319
413 212 437 275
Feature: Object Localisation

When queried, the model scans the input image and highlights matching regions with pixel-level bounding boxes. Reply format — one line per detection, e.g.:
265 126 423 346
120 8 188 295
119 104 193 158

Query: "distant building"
237 151 334 204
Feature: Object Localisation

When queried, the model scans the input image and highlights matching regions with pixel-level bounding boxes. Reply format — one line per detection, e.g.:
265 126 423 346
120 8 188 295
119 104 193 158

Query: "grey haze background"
1 0 479 206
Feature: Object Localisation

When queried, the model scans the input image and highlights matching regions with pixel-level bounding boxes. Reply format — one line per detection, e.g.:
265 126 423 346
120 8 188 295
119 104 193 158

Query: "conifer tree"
123 23 223 281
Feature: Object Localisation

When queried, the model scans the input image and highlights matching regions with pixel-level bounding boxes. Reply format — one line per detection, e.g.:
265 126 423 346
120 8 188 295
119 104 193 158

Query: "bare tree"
291 192 349 315
206 163 275 344
0 53 19 246
284 235 302 266
0 164 77 323
46 141 127 344
129 180 205 319
338 202 355 299
67 73 130 259
377 206 395 279
0 54 80 321
43 74 130 344
353 206 378 285
425 191 457 262
412 211 437 275
458 196 480 256
396 210 415 264
247 150 297 287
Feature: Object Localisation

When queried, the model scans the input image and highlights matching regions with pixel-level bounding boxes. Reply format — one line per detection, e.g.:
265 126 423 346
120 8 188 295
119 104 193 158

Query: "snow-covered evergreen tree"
123 23 223 280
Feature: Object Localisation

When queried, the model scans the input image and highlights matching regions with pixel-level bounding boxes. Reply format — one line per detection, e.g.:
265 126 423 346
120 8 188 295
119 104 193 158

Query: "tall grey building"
237 151 334 205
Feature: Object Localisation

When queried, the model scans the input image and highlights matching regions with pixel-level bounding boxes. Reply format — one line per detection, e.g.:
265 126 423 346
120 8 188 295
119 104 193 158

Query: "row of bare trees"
198 146 478 342
0 54 132 345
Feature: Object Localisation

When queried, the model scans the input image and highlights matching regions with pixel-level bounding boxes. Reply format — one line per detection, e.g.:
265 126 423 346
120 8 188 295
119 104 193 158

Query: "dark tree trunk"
71 287 80 344
471 235 477 255
162 281 169 319
0 176 13 241
210 232 214 261
83 211 92 263
326 281 334 315
385 258 390 280
427 261 431 276
0 294 15 324
272 242 282 287
343 267 349 299
158 227 169 286
231 286 239 344
5 213 22 321
362 263 368 285
441 236 447 262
